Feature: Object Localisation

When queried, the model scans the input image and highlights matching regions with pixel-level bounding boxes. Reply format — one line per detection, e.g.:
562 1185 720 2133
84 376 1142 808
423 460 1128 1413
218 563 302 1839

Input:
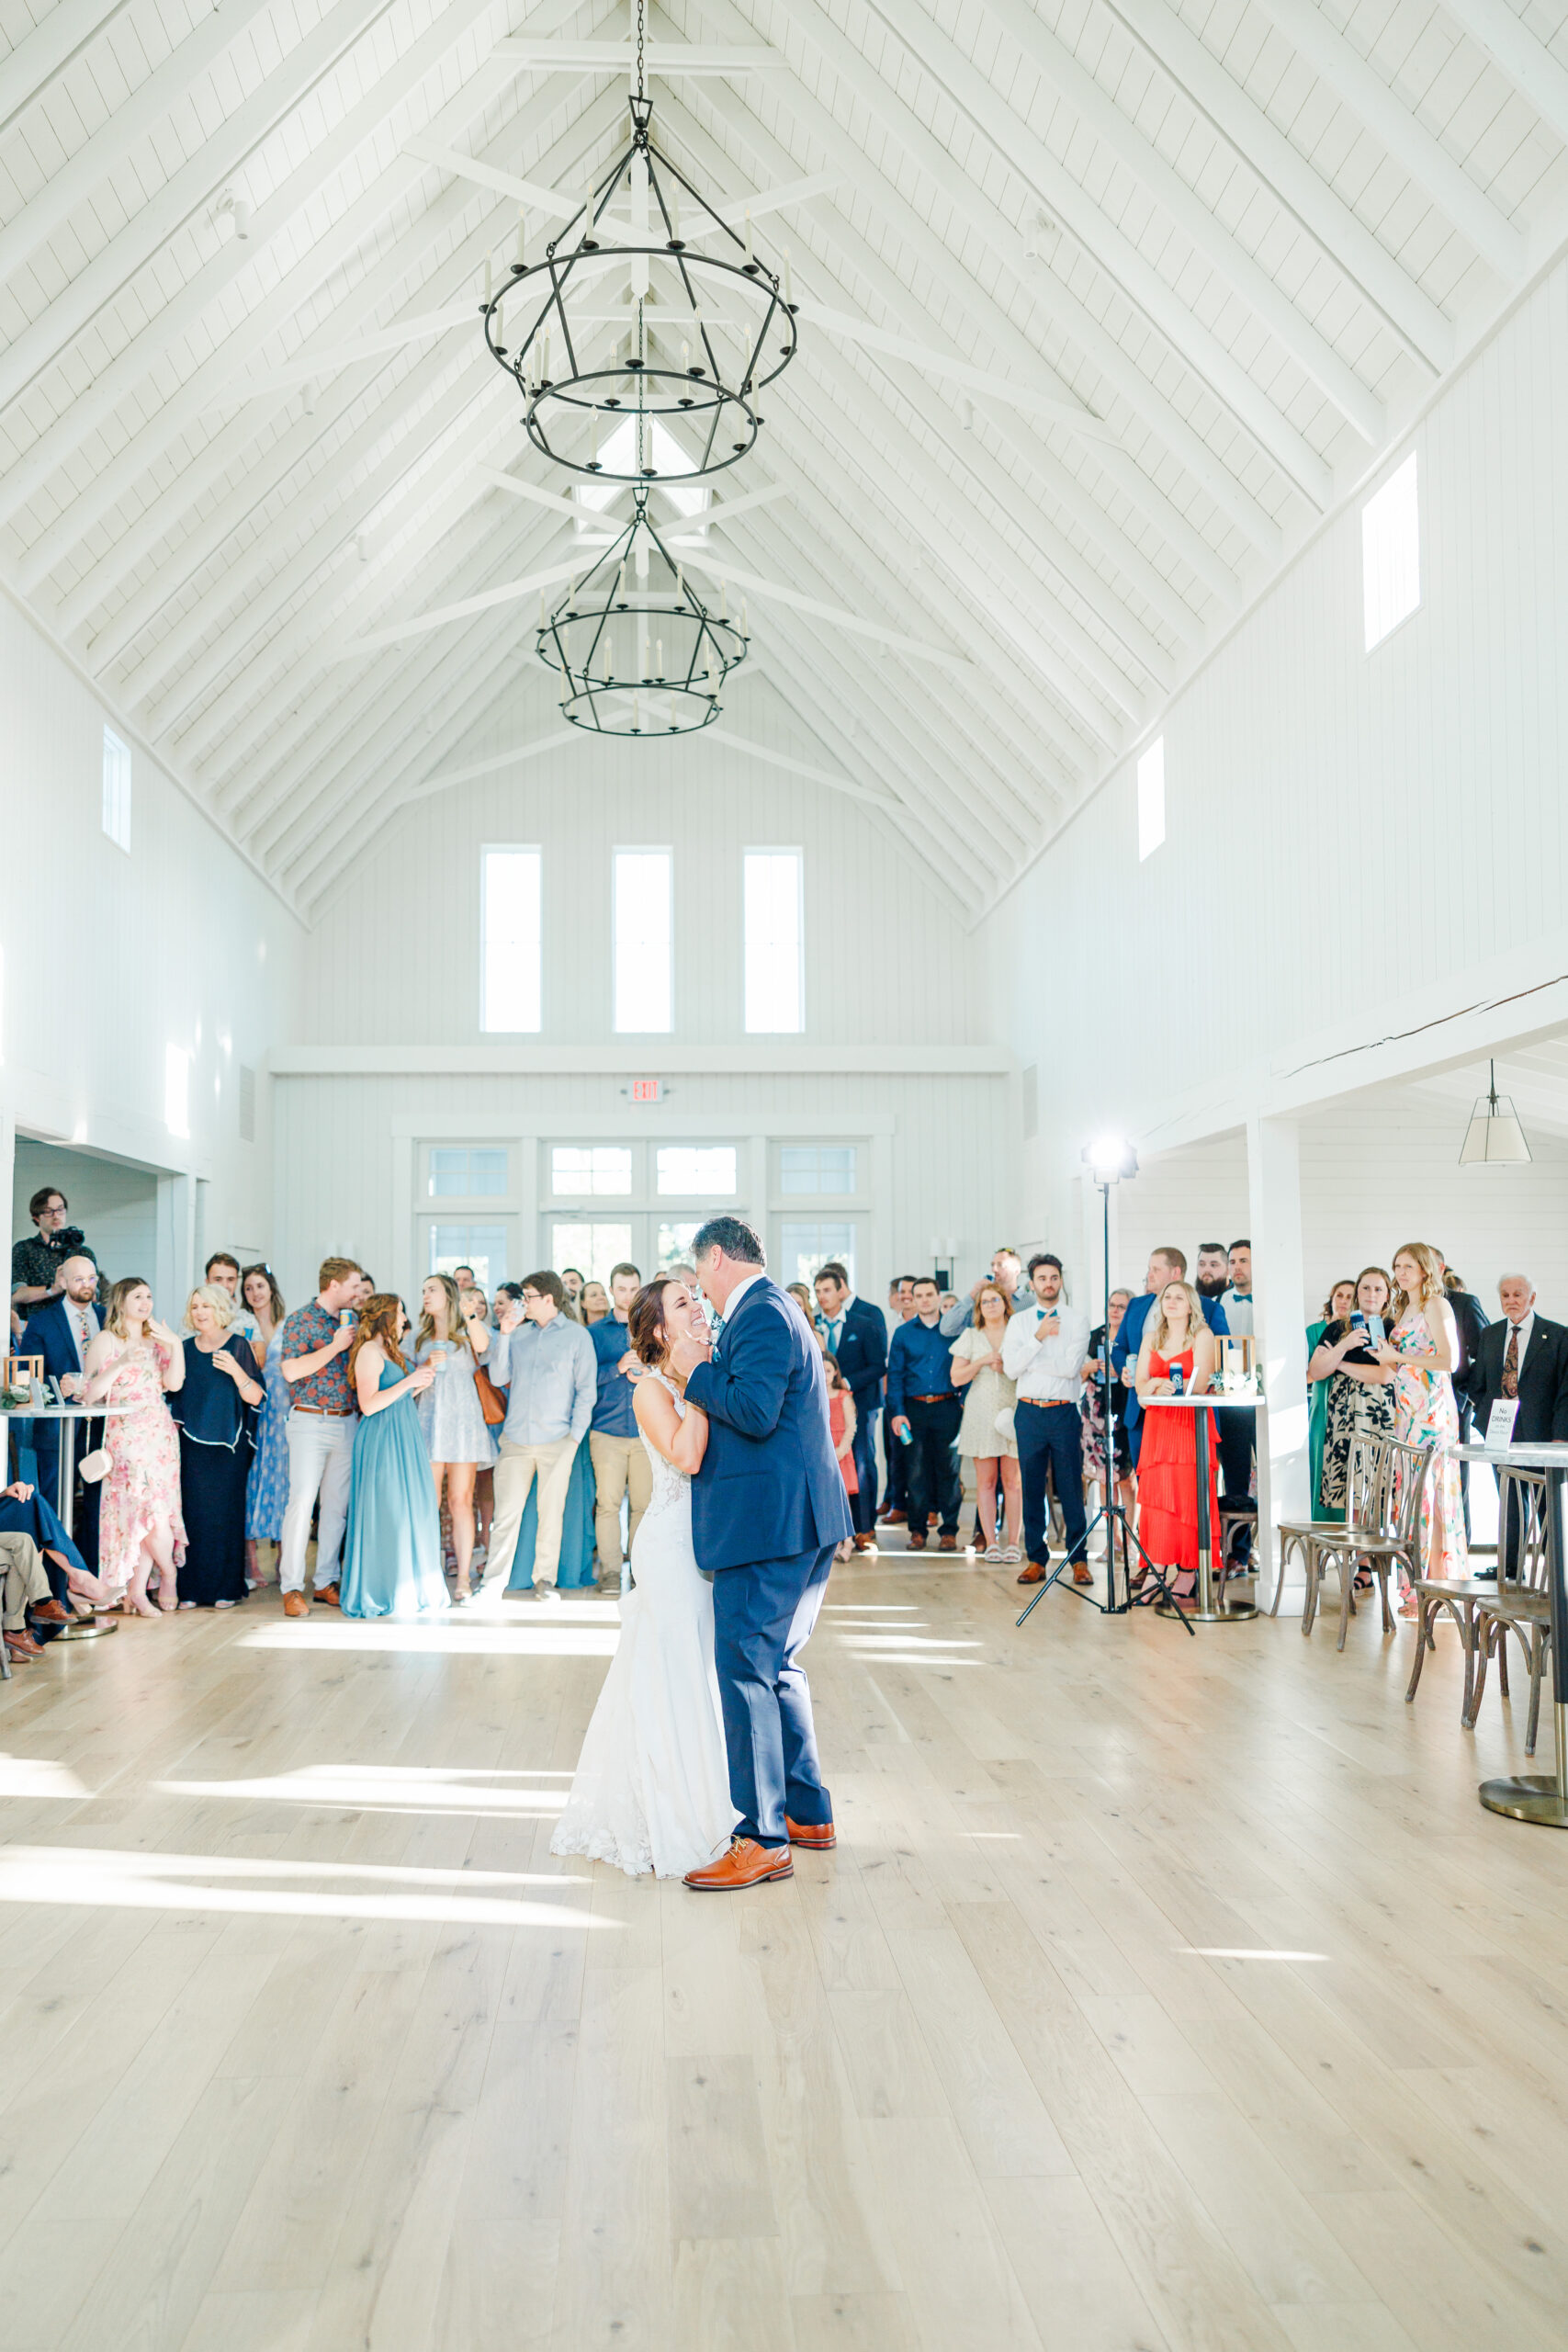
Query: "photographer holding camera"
10 1187 99 1338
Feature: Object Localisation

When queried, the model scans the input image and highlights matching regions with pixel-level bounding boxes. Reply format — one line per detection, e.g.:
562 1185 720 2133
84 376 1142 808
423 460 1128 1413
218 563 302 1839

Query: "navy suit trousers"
711 1544 834 1845
1016 1400 1088 1566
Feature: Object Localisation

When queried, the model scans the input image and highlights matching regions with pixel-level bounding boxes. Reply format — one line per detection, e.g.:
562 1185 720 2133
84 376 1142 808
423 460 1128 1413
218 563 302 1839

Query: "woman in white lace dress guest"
551 1276 737 1879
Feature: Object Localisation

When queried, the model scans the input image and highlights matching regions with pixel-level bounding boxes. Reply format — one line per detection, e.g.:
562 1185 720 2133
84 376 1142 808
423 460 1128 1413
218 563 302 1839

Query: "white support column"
1247 1113 1308 1591
390 1134 415 1304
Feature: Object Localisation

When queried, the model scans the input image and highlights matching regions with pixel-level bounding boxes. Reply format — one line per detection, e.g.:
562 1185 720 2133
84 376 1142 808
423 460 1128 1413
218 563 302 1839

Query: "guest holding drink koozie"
339 1296 446 1620
411 1272 498 1602
1306 1266 1399 1530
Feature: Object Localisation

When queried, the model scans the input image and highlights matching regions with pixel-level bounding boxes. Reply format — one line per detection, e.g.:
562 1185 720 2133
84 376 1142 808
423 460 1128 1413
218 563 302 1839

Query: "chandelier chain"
636 0 646 101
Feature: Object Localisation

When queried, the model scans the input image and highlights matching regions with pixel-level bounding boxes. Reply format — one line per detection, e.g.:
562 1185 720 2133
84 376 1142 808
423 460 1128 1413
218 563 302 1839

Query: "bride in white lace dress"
551 1277 737 1878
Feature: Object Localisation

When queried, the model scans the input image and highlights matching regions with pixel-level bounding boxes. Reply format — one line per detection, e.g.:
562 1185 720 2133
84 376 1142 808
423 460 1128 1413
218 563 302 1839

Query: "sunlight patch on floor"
155 1762 573 1815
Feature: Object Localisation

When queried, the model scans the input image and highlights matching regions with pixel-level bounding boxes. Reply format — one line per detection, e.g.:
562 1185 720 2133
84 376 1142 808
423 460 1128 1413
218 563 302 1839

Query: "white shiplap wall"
0 590 299 1301
993 253 1568 1227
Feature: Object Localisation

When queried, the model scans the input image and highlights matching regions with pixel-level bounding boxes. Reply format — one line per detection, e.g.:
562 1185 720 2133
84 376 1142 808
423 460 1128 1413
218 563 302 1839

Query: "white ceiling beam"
845 0 1334 504
969 0 1385 443
0 0 397 423
332 556 583 658
671 81 1219 647
1438 0 1568 153
1250 0 1527 285
791 303 1120 438
659 94 1164 706
494 39 788 74
203 307 477 401
399 135 581 217
1100 0 1453 373
400 733 580 801
1 0 592 554
68 78 623 659
682 0 1276 562
0 0 279 288
0 0 135 141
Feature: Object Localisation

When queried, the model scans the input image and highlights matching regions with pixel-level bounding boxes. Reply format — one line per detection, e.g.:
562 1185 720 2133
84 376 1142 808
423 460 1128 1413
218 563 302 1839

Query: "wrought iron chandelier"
537 491 749 735
482 0 796 483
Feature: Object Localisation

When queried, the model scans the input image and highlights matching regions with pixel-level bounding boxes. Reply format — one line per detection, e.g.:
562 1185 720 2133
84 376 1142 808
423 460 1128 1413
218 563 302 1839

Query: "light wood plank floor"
3 1550 1566 2352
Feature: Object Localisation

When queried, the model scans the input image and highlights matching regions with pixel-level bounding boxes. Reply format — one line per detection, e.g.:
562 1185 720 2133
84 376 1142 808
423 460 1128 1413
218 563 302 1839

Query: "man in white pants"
277 1257 364 1617
485 1270 597 1597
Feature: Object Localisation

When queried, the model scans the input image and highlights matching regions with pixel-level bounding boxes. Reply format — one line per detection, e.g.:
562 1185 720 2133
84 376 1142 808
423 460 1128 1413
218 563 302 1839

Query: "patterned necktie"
1503 1323 1520 1399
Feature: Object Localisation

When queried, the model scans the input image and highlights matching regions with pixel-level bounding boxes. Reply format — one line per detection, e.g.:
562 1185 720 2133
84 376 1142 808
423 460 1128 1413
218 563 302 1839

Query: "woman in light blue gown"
340 1295 448 1620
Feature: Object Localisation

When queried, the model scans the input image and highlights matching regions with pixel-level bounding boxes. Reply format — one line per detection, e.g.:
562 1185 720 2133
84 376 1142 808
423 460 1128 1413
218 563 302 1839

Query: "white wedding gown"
551 1374 738 1878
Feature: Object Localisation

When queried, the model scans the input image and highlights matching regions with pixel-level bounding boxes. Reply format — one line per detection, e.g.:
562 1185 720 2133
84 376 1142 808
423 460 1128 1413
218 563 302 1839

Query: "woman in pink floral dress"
84 1278 186 1615
1378 1242 1466 1611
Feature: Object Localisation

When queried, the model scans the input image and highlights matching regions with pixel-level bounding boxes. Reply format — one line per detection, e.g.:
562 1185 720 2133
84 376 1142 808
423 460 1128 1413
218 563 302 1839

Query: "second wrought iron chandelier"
483 2 797 485
537 492 749 736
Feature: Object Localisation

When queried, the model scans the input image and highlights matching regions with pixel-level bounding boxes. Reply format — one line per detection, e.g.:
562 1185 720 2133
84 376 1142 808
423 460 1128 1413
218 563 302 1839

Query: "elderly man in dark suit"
813 1259 886 1551
1461 1272 1568 1578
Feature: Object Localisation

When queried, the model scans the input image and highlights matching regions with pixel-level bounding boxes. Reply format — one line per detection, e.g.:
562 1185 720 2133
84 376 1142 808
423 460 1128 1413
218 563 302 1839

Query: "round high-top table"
1457 1440 1568 1827
1143 1392 1260 1623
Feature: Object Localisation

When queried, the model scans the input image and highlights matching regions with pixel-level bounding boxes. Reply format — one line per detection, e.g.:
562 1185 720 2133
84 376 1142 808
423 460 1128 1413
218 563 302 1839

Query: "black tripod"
1016 1156 1193 1634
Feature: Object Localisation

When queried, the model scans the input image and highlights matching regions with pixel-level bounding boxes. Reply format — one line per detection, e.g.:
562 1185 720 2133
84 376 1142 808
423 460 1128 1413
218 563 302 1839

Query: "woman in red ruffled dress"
1133 1279 1218 1601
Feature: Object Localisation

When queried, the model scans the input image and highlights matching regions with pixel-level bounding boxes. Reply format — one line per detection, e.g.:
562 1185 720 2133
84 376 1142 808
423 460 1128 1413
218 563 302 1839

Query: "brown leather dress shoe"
908 1532 927 1551
1072 1562 1094 1585
683 1838 794 1891
937 1533 958 1553
313 1583 342 1607
785 1818 837 1849
880 1510 907 1526
29 1598 69 1623
282 1591 310 1617
6 1630 43 1658
1016 1560 1049 1584
852 1533 874 1553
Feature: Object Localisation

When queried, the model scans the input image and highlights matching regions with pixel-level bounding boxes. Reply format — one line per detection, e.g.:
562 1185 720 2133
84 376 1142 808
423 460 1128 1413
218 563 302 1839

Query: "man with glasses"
486 1272 596 1599
10 1188 98 1340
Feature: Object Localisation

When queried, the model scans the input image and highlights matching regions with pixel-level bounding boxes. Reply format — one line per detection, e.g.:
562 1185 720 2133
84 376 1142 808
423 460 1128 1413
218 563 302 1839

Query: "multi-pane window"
779 1221 855 1288
656 1221 701 1272
744 849 803 1033
480 846 541 1031
615 847 672 1033
552 1146 633 1196
549 1224 634 1287
656 1146 737 1196
428 1148 508 1198
780 1146 855 1194
430 1225 508 1291
1362 452 1420 651
103 726 131 853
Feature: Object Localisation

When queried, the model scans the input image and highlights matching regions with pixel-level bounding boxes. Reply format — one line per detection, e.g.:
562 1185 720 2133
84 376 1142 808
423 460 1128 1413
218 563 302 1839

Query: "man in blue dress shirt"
588 1261 651 1584
886 1275 963 1548
486 1272 597 1597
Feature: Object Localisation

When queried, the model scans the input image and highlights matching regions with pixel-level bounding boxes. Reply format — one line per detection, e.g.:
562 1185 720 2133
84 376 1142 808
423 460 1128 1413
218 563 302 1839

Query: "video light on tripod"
1083 1136 1138 1183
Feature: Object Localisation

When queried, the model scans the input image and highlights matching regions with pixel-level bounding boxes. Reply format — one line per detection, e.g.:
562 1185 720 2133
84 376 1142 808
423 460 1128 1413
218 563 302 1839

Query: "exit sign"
628 1078 664 1104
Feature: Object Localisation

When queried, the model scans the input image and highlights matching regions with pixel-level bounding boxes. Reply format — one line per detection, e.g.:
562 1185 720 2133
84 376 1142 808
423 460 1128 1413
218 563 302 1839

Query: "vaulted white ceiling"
4 0 1567 915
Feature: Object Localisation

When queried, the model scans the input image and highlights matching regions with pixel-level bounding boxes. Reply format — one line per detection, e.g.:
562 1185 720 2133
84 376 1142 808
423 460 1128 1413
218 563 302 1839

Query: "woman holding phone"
411 1272 497 1602
1307 1267 1397 1524
1133 1280 1218 1600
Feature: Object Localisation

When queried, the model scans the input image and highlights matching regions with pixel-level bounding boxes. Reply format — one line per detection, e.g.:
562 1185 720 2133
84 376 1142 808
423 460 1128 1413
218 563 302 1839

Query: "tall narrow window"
744 848 803 1033
615 847 672 1033
480 846 541 1032
1136 738 1165 861
102 726 131 852
1363 452 1420 651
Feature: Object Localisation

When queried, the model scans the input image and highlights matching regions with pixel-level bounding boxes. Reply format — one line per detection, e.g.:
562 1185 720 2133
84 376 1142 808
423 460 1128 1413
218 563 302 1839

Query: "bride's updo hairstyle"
628 1278 679 1368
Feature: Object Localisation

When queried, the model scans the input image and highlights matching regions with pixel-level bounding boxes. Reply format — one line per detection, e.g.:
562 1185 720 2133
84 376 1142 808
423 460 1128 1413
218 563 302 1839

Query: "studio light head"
1082 1136 1138 1183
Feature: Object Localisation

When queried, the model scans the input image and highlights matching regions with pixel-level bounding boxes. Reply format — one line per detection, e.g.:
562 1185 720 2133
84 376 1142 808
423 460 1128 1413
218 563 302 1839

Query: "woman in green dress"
1306 1279 1356 1516
341 1295 448 1619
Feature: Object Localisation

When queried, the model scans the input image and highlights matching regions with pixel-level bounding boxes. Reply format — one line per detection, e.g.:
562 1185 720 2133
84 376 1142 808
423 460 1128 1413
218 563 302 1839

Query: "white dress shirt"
1002 1299 1091 1401
720 1271 767 1329
815 1291 858 1352
1220 1287 1254 1336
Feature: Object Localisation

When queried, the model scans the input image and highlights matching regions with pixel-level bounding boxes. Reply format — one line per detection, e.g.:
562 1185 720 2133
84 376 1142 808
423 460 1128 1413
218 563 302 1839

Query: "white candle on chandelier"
617 560 627 600
582 178 594 240
740 598 748 634
483 254 492 303
681 338 690 371
719 579 728 620
602 639 612 682
783 245 793 304
657 637 664 675
744 209 754 265
538 589 546 628
668 183 681 243
515 208 525 267
674 565 683 605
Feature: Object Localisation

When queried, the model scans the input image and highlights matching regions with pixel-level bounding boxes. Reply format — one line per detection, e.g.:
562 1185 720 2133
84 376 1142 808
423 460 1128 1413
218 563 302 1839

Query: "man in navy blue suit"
18 1255 102 1545
669 1216 852 1891
812 1259 886 1549
1111 1246 1228 1465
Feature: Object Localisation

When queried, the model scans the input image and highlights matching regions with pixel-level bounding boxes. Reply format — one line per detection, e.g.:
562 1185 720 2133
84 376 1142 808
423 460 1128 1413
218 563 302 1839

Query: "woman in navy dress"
340 1295 447 1619
172 1284 263 1607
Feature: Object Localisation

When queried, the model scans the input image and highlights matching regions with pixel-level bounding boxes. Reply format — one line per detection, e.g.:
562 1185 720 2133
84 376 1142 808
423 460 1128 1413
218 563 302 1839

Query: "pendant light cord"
636 0 646 101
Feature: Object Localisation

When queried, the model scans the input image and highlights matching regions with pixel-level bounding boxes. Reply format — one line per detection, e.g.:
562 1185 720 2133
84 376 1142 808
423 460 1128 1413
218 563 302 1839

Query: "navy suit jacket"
1111 1291 1229 1438
820 1295 887 1410
685 1274 854 1572
17 1296 92 1457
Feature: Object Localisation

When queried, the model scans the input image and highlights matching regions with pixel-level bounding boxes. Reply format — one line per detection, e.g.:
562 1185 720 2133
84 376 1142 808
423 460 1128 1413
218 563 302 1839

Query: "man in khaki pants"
588 1261 652 1585
485 1271 597 1598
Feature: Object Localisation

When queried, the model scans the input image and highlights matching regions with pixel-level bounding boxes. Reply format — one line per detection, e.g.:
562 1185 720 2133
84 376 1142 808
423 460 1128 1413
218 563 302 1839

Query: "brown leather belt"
909 1392 957 1404
1019 1397 1075 1408
292 1405 355 1417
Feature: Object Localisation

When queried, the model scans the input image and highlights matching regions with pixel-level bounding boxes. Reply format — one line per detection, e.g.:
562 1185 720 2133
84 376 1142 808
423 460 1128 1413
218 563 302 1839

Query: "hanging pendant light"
537 491 747 735
1459 1060 1532 1163
480 0 796 484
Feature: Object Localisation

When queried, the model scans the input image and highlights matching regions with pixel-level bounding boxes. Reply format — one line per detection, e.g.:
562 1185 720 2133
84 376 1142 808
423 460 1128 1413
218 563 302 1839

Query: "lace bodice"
639 1370 693 1517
